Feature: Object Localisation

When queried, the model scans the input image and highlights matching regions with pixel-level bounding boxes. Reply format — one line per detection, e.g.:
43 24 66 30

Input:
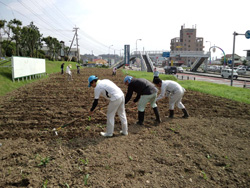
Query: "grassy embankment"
123 70 250 104
1 61 249 104
0 59 75 96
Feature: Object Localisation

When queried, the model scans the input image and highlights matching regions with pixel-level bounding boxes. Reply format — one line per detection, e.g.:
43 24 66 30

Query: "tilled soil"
0 68 249 188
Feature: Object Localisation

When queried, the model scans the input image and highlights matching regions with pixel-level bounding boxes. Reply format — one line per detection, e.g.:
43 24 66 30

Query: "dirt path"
0 68 249 187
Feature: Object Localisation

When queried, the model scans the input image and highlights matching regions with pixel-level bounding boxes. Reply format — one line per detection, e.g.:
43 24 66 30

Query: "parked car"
177 67 184 73
236 68 246 75
221 69 238 79
164 66 177 74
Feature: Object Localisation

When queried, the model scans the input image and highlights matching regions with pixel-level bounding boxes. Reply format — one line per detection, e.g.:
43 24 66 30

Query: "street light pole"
230 32 237 86
108 45 113 67
230 31 246 86
136 39 142 55
205 41 212 72
206 41 211 64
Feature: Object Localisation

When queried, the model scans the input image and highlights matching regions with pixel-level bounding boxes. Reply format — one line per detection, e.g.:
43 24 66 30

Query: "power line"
16 0 72 41
40 0 75 28
2 0 116 55
0 1 15 18
35 0 113 54
30 0 73 32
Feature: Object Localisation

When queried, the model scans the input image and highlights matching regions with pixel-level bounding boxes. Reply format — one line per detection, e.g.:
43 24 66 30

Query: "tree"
42 36 53 60
51 37 61 61
1 40 15 57
243 60 247 66
7 19 22 56
21 22 42 57
0 19 7 57
64 46 69 57
221 56 228 65
42 36 61 60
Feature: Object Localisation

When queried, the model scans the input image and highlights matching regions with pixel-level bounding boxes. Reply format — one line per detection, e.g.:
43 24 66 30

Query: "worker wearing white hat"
88 75 128 137
66 64 72 81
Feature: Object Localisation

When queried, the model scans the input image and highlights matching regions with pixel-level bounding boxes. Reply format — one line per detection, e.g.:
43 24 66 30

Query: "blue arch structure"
209 46 226 66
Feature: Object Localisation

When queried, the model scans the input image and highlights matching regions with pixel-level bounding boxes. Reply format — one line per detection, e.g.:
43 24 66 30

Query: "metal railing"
139 52 147 71
145 52 154 72
131 50 210 57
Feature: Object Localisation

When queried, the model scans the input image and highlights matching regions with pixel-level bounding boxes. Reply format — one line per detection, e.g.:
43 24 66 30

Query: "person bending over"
153 78 189 118
88 75 128 137
124 76 161 125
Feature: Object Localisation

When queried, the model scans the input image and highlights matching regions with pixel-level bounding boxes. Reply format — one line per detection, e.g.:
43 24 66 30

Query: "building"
170 25 204 65
41 41 79 61
244 50 250 62
225 54 242 66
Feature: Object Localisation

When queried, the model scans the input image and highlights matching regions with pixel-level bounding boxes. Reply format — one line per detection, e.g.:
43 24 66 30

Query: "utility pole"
68 27 79 63
73 26 80 63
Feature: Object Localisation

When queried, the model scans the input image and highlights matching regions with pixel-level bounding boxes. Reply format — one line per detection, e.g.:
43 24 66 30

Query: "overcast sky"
0 0 249 59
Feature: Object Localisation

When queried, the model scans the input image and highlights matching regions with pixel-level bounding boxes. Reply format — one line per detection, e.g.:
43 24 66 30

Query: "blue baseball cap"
124 76 133 83
88 75 98 87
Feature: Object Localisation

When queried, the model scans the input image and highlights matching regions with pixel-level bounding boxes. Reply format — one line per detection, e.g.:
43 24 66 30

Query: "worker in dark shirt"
76 64 80 74
61 63 64 74
124 76 161 125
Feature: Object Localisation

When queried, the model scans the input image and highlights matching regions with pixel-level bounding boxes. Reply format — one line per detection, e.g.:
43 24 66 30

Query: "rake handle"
59 117 81 129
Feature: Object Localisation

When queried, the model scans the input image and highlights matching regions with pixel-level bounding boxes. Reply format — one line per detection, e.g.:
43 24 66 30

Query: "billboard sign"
162 52 170 57
12 56 46 79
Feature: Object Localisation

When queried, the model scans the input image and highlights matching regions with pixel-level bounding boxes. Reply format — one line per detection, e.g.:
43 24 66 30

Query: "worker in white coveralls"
88 75 128 137
153 77 189 118
66 64 72 81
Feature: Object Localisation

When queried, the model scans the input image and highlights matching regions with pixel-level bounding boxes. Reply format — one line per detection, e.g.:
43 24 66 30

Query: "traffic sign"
162 52 170 57
245 30 250 39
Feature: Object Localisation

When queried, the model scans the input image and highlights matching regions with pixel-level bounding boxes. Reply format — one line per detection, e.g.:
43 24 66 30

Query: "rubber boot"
169 110 174 118
182 108 189 118
137 111 144 125
153 107 161 125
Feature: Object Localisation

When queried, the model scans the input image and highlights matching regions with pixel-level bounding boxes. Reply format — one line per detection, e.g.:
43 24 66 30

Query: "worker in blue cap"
123 76 161 125
88 75 128 137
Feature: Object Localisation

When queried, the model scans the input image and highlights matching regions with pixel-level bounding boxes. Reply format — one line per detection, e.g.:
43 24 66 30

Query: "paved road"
176 72 249 88
146 67 250 88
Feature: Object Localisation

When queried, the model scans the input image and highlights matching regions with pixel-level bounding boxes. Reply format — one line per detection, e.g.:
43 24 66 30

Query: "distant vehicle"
236 68 246 75
177 67 184 73
164 66 177 74
221 69 238 79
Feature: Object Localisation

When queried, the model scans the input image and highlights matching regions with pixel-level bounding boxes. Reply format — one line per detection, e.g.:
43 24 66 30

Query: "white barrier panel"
12 56 46 79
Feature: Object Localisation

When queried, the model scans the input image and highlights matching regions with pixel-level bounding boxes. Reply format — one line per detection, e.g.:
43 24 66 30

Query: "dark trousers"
153 76 159 82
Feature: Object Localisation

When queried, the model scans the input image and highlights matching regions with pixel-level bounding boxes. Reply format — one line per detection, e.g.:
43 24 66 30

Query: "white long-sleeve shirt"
66 66 71 75
156 80 185 101
94 79 124 101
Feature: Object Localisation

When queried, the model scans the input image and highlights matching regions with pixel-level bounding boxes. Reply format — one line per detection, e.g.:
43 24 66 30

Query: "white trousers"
106 96 128 135
169 90 185 110
138 93 157 112
67 73 72 81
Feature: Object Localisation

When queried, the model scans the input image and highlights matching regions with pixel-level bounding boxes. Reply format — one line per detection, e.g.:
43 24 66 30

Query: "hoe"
53 117 81 136
53 104 108 135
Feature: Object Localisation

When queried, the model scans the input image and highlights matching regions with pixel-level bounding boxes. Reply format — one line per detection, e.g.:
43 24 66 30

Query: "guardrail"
176 74 196 81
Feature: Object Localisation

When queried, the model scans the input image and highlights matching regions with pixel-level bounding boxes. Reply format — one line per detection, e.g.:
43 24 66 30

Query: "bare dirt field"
0 68 250 188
